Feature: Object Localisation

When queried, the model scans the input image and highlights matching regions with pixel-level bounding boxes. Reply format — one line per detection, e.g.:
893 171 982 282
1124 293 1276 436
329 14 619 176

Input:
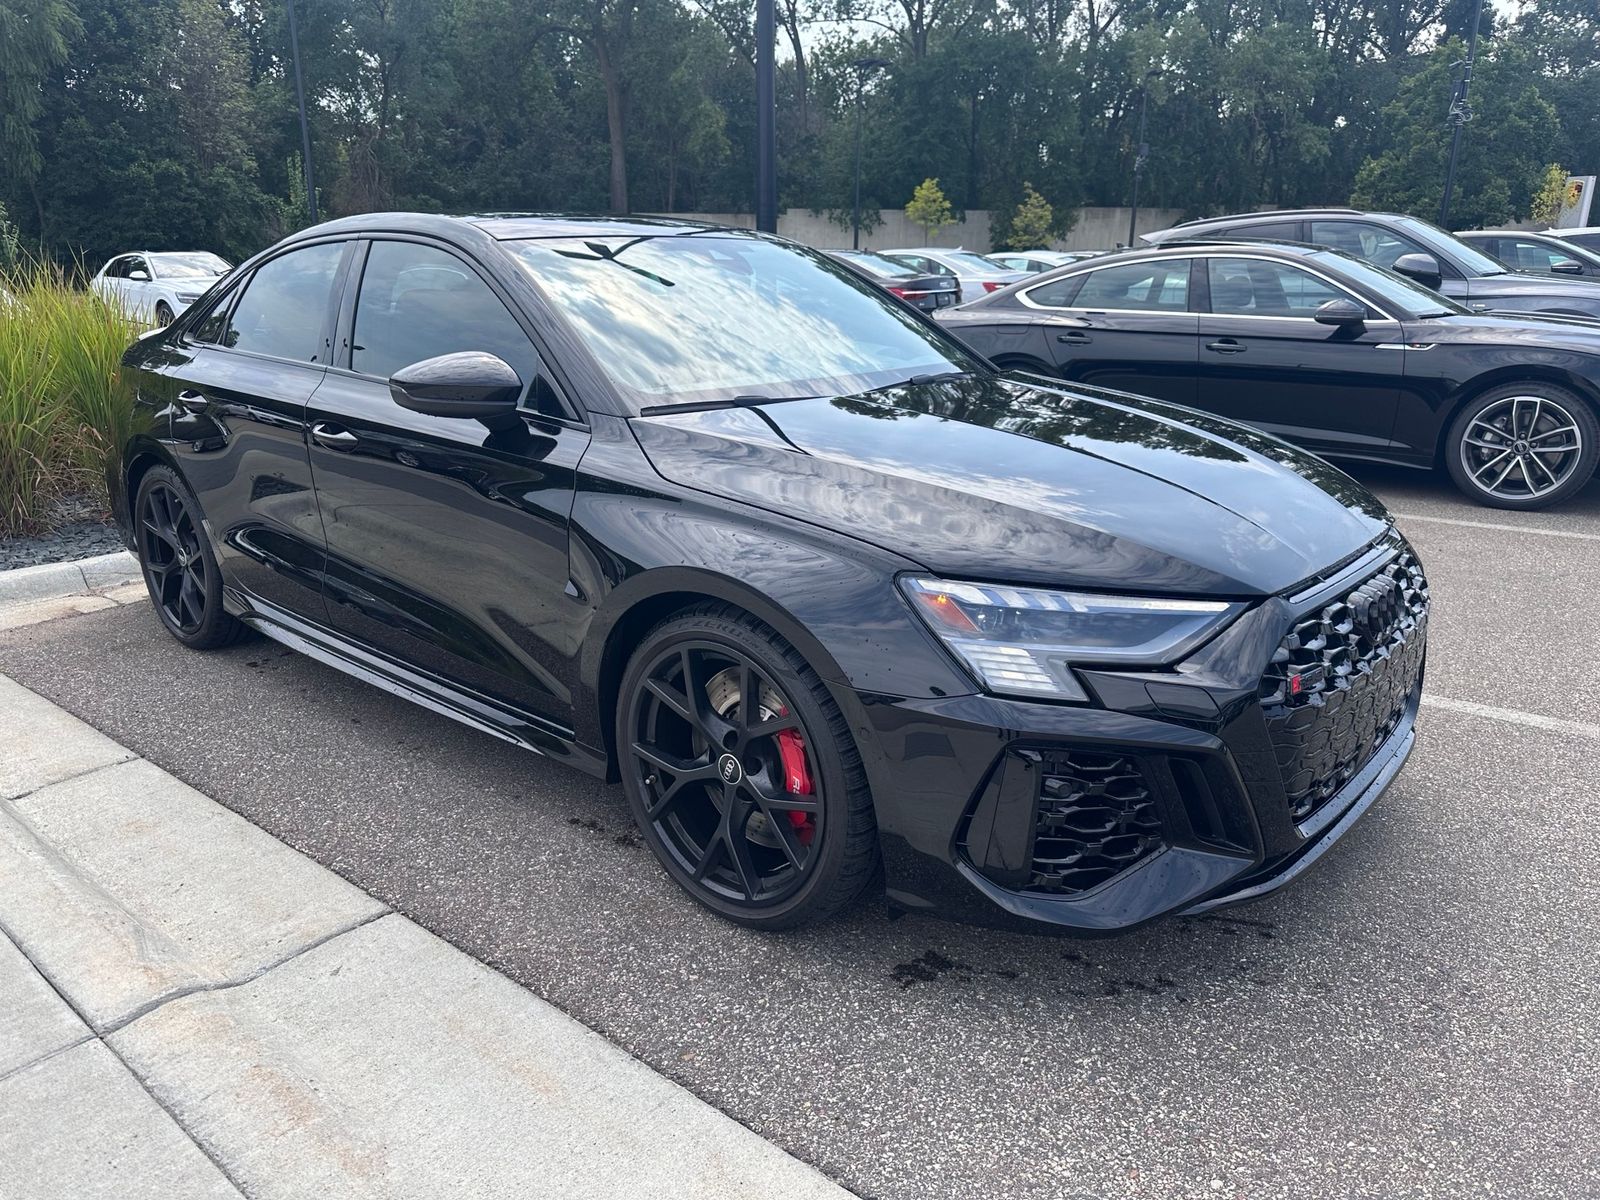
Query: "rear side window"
1025 274 1087 308
1073 260 1191 311
1222 222 1297 240
221 241 345 362
351 240 566 418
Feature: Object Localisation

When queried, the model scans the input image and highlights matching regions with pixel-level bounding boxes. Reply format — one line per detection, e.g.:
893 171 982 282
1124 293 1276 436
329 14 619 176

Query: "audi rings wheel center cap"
717 753 743 785
1513 439 1530 455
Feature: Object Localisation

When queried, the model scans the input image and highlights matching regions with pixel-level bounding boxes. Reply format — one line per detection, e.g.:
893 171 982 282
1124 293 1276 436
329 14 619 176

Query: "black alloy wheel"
155 301 175 326
134 467 243 649
1446 382 1599 510
618 607 878 928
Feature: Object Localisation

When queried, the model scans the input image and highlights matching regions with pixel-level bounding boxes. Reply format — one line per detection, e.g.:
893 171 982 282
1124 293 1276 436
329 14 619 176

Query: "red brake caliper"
774 709 816 846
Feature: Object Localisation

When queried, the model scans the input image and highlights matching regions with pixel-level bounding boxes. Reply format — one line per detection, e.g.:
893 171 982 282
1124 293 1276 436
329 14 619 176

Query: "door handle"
1205 339 1246 354
311 422 359 451
1056 332 1093 344
177 389 209 414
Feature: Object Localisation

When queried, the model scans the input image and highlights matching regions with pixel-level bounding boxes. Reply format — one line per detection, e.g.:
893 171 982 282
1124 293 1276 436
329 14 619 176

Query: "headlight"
176 293 202 304
900 576 1244 702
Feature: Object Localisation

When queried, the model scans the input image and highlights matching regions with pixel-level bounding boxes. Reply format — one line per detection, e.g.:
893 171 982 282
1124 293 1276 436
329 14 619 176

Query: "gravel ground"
2 465 1598 1199
0 494 125 570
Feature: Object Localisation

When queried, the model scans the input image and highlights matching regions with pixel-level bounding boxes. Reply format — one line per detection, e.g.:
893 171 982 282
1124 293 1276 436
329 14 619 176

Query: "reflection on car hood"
631 374 1390 597
1475 272 1600 298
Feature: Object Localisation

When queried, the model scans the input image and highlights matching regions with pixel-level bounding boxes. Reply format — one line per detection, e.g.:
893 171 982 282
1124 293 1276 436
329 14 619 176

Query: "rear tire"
616 605 879 929
133 466 245 649
1444 382 1598 510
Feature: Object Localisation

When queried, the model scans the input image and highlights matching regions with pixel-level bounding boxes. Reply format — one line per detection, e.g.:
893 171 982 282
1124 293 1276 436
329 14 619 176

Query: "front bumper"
848 536 1427 934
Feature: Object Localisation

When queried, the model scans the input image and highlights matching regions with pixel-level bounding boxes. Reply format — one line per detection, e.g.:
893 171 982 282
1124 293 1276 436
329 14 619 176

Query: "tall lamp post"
287 0 318 224
1438 0 1487 228
755 0 777 233
1127 68 1163 248
850 58 891 250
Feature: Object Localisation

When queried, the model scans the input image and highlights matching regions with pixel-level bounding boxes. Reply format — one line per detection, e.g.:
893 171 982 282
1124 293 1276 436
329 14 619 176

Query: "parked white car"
989 249 1108 273
878 248 1028 302
90 251 231 325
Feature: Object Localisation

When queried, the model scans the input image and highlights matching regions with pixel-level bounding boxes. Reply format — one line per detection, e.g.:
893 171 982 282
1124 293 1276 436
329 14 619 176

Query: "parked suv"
1143 208 1600 318
1456 230 1600 279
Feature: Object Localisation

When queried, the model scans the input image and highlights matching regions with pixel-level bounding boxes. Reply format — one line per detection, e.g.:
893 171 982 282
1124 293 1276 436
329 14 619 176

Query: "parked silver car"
989 250 1107 273
90 251 232 326
878 248 1028 302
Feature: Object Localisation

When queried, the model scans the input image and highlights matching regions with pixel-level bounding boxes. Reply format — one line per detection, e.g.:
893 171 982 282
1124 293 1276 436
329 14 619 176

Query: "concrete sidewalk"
0 673 853 1200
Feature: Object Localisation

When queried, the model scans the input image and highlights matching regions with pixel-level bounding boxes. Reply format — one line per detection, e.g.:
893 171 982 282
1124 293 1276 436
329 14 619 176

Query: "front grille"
1259 549 1429 822
1027 751 1163 894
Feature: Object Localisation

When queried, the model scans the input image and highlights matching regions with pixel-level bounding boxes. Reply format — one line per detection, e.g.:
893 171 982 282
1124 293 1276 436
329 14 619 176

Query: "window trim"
177 236 355 369
330 234 585 428
1197 252 1391 323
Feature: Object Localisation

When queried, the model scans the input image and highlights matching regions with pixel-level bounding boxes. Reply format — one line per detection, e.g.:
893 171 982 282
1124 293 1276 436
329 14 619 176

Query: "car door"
123 255 157 322
1026 257 1199 405
1194 254 1402 458
163 237 351 621
95 257 129 311
305 236 591 727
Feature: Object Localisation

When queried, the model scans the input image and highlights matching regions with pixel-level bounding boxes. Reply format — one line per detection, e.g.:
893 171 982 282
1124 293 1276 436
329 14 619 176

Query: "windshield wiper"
860 370 975 397
637 393 819 417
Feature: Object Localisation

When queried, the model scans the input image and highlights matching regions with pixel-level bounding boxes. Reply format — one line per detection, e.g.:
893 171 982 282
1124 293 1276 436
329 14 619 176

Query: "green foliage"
1002 183 1055 250
905 178 955 243
0 203 19 268
1351 41 1560 228
1530 164 1577 226
0 261 137 533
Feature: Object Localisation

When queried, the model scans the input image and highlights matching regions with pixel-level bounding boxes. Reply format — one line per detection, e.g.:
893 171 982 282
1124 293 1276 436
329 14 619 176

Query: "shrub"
0 264 138 535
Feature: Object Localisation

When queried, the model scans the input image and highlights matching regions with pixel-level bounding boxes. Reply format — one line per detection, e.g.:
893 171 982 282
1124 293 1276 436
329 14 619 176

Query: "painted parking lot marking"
1422 693 1600 739
1393 512 1600 542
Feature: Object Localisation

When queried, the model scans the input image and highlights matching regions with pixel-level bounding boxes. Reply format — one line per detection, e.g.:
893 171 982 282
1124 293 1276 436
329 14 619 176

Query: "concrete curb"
0 551 139 607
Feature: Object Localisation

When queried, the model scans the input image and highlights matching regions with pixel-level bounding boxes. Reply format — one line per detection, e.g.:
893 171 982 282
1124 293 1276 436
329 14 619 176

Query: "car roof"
287 211 753 243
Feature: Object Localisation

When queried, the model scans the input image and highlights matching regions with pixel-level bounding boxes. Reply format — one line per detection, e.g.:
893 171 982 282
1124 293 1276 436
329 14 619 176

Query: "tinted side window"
1222 222 1297 240
1309 221 1429 271
191 285 239 344
1025 273 1087 308
1508 239 1571 273
1206 257 1349 317
1074 260 1191 311
352 241 563 417
222 241 345 362
1562 232 1600 251
104 258 128 279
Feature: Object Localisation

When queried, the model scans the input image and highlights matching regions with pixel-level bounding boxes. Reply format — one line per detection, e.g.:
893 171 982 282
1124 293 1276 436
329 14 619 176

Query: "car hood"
631 375 1390 597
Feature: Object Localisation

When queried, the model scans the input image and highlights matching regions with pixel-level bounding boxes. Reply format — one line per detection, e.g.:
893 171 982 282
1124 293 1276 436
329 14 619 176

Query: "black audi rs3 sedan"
938 239 1600 509
112 213 1428 934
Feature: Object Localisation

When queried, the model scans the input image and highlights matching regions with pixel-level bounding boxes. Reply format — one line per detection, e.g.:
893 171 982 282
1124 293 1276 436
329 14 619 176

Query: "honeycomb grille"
1027 751 1163 894
1259 549 1429 822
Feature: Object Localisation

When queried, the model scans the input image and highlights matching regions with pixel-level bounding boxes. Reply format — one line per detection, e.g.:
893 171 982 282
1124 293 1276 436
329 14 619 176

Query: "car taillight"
982 281 1006 293
887 286 910 299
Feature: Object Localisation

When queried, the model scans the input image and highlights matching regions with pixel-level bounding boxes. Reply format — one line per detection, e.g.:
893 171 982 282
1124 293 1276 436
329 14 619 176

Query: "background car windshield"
508 236 976 405
1391 217 1507 275
152 252 230 278
944 251 1009 272
840 252 919 279
1306 249 1466 317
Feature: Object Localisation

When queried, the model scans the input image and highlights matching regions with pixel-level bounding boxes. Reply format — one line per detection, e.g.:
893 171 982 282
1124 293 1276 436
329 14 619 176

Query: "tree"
905 177 954 243
0 0 81 234
1530 164 1578 227
1351 41 1559 229
1003 182 1054 249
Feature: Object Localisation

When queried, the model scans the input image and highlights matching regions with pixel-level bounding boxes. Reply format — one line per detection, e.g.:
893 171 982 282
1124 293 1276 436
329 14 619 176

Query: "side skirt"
229 590 609 779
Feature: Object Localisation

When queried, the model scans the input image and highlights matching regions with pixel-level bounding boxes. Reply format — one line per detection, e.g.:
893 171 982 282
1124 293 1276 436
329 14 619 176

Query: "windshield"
507 235 978 407
1392 216 1508 277
836 251 919 279
944 251 1011 273
151 252 230 279
1306 249 1466 317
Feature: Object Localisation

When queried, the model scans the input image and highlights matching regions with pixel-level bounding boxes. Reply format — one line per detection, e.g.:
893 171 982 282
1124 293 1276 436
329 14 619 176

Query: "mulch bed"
0 494 127 571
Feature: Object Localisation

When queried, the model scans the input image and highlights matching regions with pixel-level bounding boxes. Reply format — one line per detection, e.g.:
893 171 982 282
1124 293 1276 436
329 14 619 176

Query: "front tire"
616 605 879 929
1444 382 1599 509
154 301 175 326
133 466 244 649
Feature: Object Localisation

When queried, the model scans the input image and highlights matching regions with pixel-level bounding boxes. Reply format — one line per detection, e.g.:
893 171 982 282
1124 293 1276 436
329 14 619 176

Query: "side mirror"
1314 298 1369 326
1391 253 1442 289
1551 258 1585 276
128 269 151 282
389 352 522 423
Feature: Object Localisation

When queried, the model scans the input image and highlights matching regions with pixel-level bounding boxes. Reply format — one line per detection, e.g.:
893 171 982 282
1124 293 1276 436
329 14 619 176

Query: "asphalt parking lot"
3 463 1598 1200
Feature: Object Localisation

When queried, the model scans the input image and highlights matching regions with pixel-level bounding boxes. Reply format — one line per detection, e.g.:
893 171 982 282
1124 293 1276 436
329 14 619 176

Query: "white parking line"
1422 694 1600 739
1393 512 1600 542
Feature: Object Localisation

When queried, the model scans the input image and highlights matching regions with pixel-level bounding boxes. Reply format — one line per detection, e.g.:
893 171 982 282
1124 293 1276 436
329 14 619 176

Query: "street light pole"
755 0 777 233
1127 70 1161 248
850 58 890 250
287 0 318 225
1438 0 1486 228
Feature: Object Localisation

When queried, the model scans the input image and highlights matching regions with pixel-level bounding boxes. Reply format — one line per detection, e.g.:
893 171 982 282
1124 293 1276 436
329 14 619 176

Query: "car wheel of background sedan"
617 605 879 929
134 466 244 649
155 301 175 326
1445 382 1599 510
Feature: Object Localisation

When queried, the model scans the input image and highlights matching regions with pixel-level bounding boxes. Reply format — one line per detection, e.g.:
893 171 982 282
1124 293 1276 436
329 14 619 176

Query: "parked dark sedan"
938 239 1600 508
1143 208 1600 319
824 249 959 311
112 213 1427 934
